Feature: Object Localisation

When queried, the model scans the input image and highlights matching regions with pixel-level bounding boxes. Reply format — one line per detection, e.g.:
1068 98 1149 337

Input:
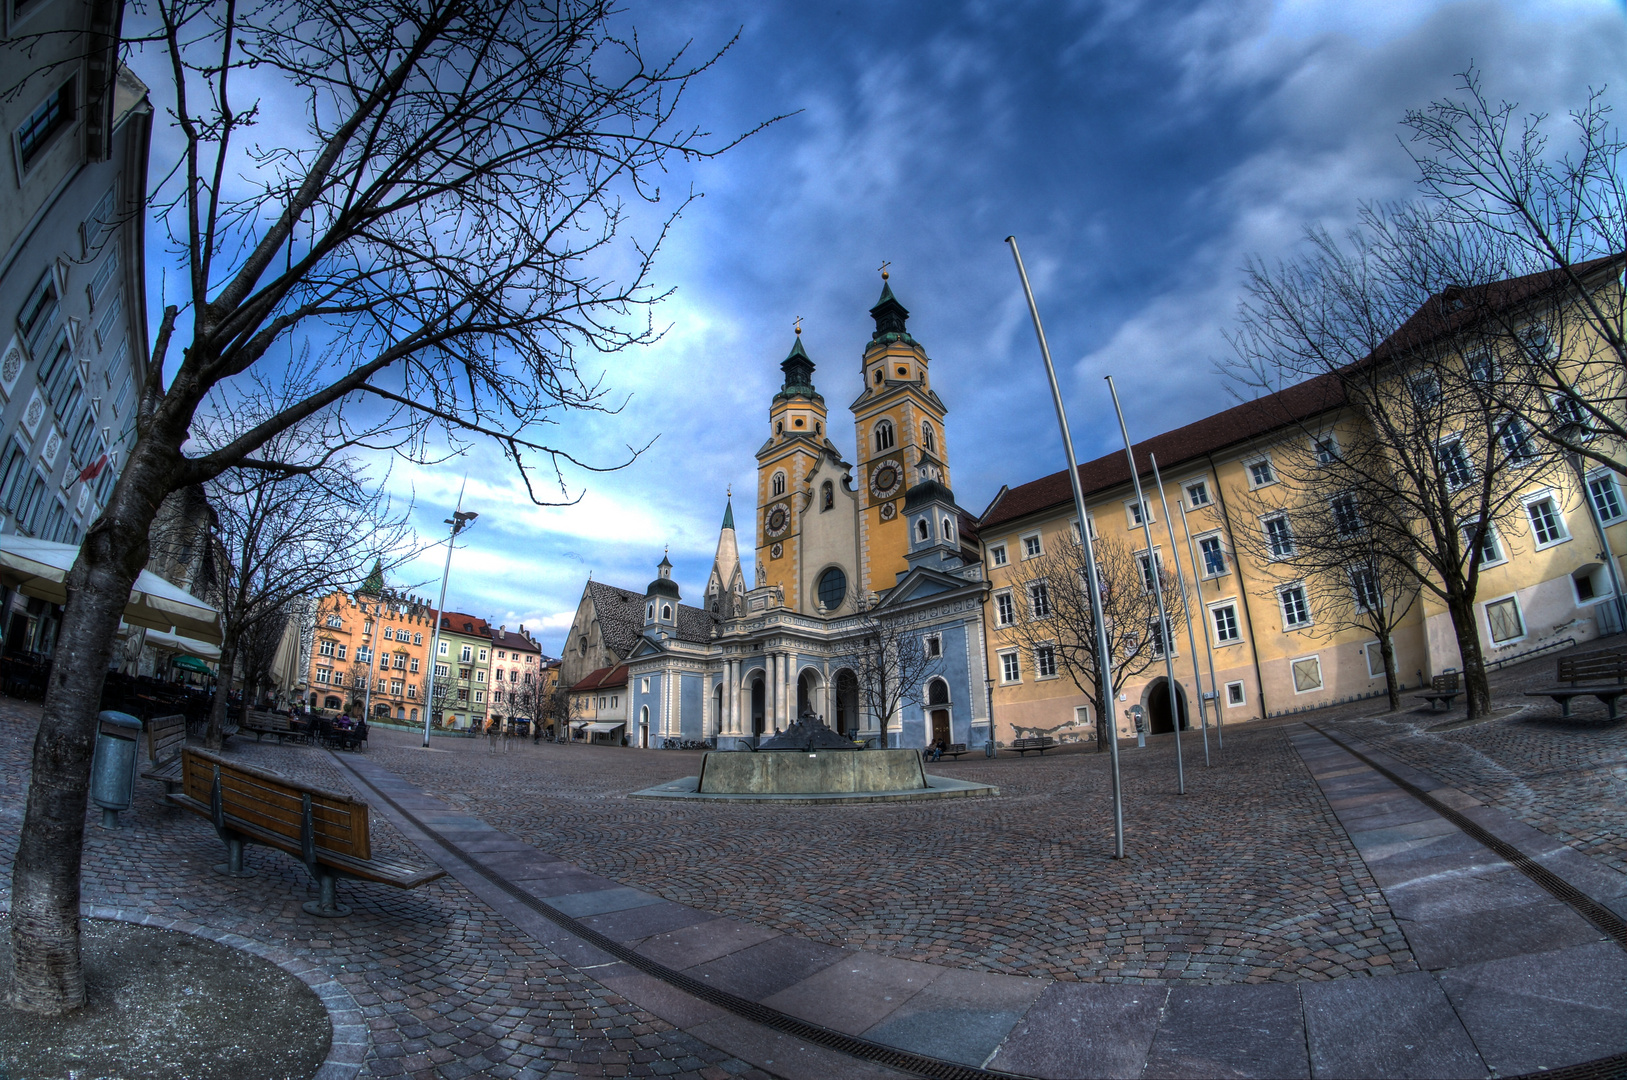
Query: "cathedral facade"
562 278 992 750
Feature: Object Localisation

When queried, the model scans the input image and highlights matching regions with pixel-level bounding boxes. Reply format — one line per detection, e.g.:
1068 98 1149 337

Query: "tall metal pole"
1007 236 1126 859
422 490 477 748
1106 375 1186 795
1150 453 1209 767
1176 488 1225 749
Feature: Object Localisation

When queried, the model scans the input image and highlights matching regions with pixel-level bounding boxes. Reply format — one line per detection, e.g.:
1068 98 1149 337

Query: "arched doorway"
926 677 951 747
638 704 650 747
713 683 723 736
1146 679 1189 734
750 676 765 735
374 702 390 718
797 669 820 721
834 670 858 734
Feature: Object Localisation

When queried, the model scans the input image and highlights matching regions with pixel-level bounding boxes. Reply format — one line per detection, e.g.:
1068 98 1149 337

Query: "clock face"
765 503 790 537
870 459 902 499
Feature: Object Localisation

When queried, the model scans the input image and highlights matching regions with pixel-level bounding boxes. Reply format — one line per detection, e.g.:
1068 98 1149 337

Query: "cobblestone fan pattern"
1317 651 1627 876
0 704 774 1080
374 724 1415 985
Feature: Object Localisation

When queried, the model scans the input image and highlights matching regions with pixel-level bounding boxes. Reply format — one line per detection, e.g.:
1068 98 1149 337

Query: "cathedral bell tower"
754 326 830 610
852 271 951 595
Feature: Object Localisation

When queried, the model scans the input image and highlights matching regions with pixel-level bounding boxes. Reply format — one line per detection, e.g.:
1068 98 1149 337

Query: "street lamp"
422 508 478 747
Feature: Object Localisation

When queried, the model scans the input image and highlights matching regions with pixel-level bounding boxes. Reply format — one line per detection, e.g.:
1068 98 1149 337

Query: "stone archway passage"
834 670 858 734
797 670 819 718
750 677 766 736
1147 679 1189 734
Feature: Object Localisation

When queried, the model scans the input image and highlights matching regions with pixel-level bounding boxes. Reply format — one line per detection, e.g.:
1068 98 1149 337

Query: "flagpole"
1006 236 1125 859
1106 375 1186 795
1150 453 1209 767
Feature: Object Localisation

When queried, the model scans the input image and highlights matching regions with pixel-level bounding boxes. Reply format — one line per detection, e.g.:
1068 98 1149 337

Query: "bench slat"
181 748 370 860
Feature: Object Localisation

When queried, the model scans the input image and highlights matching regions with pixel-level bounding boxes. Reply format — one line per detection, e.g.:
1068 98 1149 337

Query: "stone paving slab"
1301 970 1485 1079
1438 941 1627 1077
1141 983 1307 1080
538 885 667 918
580 899 718 942
686 935 848 1001
984 982 1166 1079
631 917 784 970
859 967 1051 1068
760 951 946 1036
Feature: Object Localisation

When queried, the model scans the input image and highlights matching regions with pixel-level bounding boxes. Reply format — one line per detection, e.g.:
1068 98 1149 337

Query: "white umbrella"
139 627 222 661
0 535 223 645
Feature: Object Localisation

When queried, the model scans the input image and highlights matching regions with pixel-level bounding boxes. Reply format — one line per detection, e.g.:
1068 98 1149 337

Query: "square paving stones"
579 899 716 942
860 966 1050 1068
1401 898 1604 970
1142 983 1308 1079
686 935 847 1001
985 982 1167 1079
761 951 945 1036
1302 970 1485 1079
1439 941 1627 1077
633 917 782 970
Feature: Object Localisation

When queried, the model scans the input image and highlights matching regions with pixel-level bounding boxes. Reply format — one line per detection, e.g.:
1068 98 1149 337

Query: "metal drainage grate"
336 756 1018 1080
1305 722 1627 952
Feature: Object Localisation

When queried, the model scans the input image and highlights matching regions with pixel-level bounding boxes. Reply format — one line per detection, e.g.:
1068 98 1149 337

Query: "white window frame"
1208 600 1242 645
1033 643 1058 680
1183 478 1211 509
988 543 1008 568
1463 520 1507 568
994 590 1015 627
998 649 1021 684
1498 415 1538 466
1363 640 1386 680
1124 498 1151 527
1020 532 1043 559
1586 470 1625 524
1074 705 1091 729
1278 582 1312 630
1483 592 1527 645
1028 580 1051 618
1244 455 1278 490
1195 532 1228 578
1524 491 1570 550
1262 513 1294 559
1311 434 1340 463
1225 681 1246 707
1436 436 1475 491
923 633 942 659
1290 653 1324 695
1349 563 1382 614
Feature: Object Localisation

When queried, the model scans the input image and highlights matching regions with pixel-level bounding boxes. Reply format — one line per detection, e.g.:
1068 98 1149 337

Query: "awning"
569 720 590 730
172 655 212 674
0 535 222 644
586 721 625 734
140 627 221 661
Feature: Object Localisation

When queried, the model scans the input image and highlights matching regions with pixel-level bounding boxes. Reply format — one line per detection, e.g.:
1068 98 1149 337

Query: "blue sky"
138 0 1627 656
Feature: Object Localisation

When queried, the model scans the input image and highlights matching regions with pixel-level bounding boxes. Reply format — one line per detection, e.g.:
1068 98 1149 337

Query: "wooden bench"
1524 649 1627 719
941 742 969 760
1008 736 1057 756
139 714 187 793
168 747 444 917
1414 673 1462 712
243 710 307 745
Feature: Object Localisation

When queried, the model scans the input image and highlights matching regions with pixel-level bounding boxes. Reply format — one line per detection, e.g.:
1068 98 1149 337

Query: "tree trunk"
1444 592 1493 718
206 636 238 750
1378 627 1401 712
9 441 176 1014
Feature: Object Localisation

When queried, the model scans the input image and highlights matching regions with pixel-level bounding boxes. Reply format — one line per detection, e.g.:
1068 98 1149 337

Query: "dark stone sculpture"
758 712 859 751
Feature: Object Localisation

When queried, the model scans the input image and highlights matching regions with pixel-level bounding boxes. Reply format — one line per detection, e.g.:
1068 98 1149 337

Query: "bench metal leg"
302 870 351 918
213 834 256 878
1560 697 1573 718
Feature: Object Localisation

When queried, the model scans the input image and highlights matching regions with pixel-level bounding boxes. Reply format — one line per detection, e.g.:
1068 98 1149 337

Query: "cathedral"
560 276 992 750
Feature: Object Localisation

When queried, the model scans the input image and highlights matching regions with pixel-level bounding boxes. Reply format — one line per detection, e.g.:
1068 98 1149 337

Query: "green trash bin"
90 710 142 828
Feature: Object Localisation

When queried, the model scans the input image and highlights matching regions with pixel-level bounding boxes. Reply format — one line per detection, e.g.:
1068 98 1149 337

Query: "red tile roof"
438 611 493 637
569 664 628 693
979 373 1345 530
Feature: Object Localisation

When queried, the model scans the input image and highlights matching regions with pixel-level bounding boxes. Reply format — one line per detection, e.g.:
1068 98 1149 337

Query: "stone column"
785 654 797 726
729 659 741 735
767 653 779 730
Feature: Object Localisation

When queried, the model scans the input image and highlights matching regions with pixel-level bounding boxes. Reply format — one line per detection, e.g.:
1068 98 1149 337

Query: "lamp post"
422 508 478 747
1007 236 1126 859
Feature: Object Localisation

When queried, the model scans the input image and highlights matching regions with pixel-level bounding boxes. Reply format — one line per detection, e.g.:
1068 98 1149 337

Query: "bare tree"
836 598 946 749
999 532 1187 746
1227 204 1564 720
12 0 768 1013
1395 70 1625 473
1230 445 1423 711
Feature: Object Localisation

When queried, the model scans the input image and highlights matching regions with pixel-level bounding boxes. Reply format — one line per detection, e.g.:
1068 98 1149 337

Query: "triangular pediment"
873 565 982 611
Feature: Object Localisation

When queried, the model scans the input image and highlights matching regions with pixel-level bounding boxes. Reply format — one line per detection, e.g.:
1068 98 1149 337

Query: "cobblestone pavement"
373 720 1414 986
0 702 775 1080
1309 644 1627 877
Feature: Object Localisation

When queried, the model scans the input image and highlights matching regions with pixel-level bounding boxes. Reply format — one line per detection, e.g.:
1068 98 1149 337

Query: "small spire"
794 315 803 336
722 495 735 531
878 259 890 280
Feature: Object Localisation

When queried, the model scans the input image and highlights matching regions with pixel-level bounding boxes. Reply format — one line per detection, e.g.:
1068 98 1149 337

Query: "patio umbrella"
171 654 213 674
142 627 222 661
0 535 222 645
